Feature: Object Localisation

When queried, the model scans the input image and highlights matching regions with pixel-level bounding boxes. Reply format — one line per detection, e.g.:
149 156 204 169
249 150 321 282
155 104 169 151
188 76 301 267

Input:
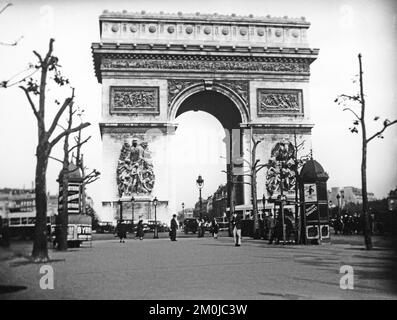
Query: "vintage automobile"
183 218 198 234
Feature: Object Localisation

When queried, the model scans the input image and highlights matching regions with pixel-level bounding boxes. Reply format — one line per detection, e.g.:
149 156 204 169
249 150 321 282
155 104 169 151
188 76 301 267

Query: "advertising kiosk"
299 159 330 244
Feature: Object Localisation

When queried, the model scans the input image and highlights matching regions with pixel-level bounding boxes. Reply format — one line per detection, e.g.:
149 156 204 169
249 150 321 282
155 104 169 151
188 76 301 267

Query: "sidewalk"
1 234 396 300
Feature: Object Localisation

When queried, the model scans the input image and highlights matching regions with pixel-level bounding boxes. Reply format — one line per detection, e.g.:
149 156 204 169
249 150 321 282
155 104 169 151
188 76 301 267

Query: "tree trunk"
251 140 260 239
358 53 373 250
58 163 69 251
58 107 73 251
251 169 259 238
32 145 50 262
362 138 372 250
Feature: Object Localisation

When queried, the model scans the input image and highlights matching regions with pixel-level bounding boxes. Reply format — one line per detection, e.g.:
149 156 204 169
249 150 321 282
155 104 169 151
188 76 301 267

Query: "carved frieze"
216 80 249 104
110 86 159 114
168 80 201 106
257 89 303 116
102 57 309 74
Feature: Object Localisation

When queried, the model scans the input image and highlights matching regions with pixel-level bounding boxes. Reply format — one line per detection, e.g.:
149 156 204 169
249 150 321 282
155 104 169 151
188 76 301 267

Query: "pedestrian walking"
170 214 178 241
269 213 282 244
197 218 201 237
200 218 206 237
136 218 144 240
267 213 276 243
211 217 219 239
117 221 127 243
230 212 242 246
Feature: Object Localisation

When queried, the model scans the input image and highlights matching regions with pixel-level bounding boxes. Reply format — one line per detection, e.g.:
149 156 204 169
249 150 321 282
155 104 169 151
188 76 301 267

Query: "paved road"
0 232 396 299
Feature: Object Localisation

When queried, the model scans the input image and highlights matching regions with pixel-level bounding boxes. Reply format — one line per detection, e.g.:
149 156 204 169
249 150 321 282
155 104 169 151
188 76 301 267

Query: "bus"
7 211 54 240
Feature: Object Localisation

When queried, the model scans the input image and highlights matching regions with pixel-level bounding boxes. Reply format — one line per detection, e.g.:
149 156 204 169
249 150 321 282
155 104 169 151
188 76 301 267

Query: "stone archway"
92 11 319 222
168 81 249 126
170 85 248 210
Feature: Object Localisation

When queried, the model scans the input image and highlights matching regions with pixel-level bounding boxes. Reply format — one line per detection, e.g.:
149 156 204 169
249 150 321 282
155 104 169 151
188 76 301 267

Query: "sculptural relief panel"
116 138 155 197
257 89 303 116
110 86 160 114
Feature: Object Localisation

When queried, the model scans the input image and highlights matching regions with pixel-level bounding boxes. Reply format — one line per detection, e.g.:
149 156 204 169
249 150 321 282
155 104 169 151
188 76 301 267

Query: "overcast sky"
0 0 396 220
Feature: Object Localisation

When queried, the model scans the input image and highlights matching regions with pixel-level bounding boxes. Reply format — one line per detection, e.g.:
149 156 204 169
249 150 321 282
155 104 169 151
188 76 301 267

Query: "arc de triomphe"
92 11 319 223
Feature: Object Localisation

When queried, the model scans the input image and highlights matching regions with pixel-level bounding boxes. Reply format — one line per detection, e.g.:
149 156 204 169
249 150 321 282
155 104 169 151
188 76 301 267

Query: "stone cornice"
99 122 178 136
240 123 314 131
92 42 318 56
100 11 310 26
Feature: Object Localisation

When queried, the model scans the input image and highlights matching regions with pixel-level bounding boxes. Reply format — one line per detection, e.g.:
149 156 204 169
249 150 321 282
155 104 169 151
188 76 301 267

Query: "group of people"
117 217 145 243
262 211 295 244
116 211 293 247
196 218 220 239
332 213 372 235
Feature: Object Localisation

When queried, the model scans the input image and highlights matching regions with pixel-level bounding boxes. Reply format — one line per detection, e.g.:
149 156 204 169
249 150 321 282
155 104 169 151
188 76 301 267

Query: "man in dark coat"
230 212 242 246
170 214 178 241
117 221 127 243
136 218 144 240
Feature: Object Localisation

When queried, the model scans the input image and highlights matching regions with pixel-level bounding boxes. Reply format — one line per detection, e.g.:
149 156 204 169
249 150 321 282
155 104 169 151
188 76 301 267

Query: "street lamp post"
131 196 135 232
182 202 185 217
336 193 341 218
196 174 204 219
153 197 158 239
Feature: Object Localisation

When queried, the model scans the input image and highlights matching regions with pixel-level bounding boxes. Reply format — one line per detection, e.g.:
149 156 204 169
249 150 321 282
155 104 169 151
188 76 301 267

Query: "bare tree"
18 38 90 261
234 135 269 238
335 53 397 250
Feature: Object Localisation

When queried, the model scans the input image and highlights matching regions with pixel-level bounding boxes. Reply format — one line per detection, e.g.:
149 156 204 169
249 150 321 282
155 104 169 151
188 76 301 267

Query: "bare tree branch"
367 120 397 143
0 2 12 14
33 50 43 65
50 122 90 148
343 107 361 121
68 135 91 154
84 176 100 185
48 155 63 164
47 88 75 136
337 93 362 104
43 38 55 64
19 86 39 120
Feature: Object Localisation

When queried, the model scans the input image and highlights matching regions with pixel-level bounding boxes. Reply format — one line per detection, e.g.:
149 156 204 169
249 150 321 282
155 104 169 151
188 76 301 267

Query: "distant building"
212 184 227 218
193 197 210 219
328 186 376 206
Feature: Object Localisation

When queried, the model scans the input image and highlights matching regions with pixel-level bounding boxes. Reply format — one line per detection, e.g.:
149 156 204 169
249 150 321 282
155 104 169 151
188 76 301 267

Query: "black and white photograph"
0 0 396 307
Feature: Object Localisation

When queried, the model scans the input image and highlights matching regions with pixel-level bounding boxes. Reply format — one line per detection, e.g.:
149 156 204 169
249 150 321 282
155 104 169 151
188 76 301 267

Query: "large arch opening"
176 91 243 129
169 89 245 220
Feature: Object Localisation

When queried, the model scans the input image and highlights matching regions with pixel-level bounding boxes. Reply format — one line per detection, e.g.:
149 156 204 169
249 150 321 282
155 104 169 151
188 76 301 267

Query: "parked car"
147 220 167 233
183 218 198 234
96 222 115 234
